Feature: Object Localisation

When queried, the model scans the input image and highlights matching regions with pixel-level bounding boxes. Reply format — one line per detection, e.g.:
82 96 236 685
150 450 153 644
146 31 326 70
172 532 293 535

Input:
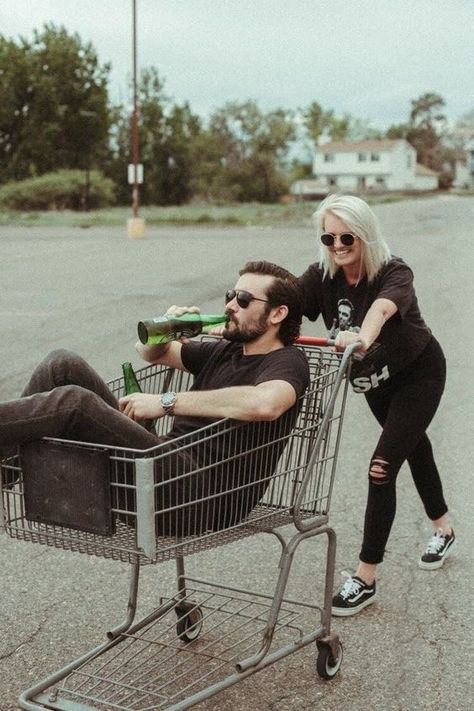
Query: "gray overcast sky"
1 0 473 128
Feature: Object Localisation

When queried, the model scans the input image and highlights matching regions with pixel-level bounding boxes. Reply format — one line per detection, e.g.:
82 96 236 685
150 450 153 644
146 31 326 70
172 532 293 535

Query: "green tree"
202 100 295 202
187 129 229 201
455 108 474 130
0 24 111 185
302 102 350 145
387 91 457 188
409 92 447 132
109 68 203 205
346 118 383 141
0 37 31 182
161 103 202 204
385 122 410 139
406 92 447 170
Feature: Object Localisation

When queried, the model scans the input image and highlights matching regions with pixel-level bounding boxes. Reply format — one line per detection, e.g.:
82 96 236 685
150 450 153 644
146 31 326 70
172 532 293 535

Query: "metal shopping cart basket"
1 337 356 710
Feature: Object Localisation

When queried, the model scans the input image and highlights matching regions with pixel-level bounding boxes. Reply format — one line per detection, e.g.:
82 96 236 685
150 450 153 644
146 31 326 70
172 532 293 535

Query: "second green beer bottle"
121 362 157 433
137 313 228 345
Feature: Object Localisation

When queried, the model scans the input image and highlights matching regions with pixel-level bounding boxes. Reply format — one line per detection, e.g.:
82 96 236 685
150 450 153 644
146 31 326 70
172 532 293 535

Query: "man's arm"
119 379 297 423
135 339 186 371
135 304 204 370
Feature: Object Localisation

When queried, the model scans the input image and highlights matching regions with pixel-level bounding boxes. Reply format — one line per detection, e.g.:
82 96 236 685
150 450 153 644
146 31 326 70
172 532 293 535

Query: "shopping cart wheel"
316 640 343 679
175 602 203 643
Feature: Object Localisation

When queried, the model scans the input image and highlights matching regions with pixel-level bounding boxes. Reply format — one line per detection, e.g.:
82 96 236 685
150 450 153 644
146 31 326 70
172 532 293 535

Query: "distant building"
289 178 328 200
413 162 441 191
448 131 474 189
311 138 439 192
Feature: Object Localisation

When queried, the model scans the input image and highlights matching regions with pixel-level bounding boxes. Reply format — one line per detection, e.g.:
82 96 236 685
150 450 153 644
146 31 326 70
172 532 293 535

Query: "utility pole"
131 0 139 217
127 0 146 238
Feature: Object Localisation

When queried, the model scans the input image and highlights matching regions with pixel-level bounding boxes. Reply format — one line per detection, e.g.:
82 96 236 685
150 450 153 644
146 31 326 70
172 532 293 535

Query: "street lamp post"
131 0 139 218
127 0 146 238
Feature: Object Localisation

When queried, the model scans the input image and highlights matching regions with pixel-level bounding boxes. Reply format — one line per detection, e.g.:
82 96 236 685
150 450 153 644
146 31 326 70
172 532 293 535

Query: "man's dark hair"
239 260 303 345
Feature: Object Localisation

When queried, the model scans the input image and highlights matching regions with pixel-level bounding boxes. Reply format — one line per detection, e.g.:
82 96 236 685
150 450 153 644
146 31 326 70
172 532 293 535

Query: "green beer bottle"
121 362 157 433
137 313 228 346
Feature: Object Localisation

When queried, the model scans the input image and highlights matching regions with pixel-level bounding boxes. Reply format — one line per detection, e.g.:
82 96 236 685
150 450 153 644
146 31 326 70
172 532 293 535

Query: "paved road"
1 196 473 710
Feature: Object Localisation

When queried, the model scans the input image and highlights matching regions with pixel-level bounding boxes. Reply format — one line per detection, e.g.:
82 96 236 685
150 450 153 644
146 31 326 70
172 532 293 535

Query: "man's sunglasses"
320 232 356 247
225 289 269 309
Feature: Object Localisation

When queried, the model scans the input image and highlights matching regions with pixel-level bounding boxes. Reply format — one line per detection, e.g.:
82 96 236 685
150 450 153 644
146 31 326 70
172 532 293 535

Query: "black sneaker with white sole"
331 575 377 617
419 528 455 570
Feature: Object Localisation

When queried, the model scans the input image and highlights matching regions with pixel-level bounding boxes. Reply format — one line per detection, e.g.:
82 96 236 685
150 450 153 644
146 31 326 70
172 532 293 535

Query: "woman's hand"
119 393 165 421
334 330 367 353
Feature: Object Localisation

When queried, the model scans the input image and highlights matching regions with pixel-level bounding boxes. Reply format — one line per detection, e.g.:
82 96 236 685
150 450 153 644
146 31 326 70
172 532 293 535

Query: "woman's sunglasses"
320 232 356 247
225 289 269 309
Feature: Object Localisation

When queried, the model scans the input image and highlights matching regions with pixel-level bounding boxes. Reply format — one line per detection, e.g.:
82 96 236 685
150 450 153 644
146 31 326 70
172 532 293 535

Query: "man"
1 261 310 536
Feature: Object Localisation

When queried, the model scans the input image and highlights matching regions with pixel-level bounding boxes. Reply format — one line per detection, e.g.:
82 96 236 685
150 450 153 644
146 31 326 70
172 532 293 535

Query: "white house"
450 134 474 189
312 139 439 192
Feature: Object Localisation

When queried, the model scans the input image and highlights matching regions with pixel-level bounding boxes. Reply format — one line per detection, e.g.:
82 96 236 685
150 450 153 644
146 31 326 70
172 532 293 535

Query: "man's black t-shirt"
157 339 310 533
170 338 310 436
299 257 433 393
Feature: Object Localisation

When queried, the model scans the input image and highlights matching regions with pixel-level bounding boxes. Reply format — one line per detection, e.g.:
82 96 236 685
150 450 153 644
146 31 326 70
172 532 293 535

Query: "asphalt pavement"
1 195 473 710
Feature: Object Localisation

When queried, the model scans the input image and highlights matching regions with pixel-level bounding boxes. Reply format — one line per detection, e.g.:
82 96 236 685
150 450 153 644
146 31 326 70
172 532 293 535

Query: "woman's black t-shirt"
299 257 433 393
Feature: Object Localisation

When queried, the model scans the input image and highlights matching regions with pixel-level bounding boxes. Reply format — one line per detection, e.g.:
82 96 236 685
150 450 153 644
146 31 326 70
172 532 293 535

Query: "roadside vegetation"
0 192 457 229
1 24 472 219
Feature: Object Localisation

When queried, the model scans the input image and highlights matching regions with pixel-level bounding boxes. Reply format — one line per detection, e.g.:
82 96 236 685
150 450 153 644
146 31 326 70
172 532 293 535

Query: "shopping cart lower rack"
1 338 355 710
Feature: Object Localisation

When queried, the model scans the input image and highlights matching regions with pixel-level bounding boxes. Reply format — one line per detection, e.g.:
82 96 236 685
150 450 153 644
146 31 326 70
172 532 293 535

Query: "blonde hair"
313 194 391 282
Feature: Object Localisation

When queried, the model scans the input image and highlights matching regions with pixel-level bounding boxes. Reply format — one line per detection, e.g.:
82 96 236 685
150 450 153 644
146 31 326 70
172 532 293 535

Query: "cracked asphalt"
1 195 473 710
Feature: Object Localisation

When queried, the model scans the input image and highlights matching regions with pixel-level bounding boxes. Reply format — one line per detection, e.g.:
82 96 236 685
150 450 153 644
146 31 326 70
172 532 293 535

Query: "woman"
298 193 454 616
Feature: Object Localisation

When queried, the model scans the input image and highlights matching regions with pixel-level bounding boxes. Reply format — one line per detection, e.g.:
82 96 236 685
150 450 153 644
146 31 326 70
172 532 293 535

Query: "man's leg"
1 349 157 450
21 349 118 406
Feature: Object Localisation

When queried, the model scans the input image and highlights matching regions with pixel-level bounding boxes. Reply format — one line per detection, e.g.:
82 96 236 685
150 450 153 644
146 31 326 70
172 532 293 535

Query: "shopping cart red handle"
296 336 335 347
296 337 365 360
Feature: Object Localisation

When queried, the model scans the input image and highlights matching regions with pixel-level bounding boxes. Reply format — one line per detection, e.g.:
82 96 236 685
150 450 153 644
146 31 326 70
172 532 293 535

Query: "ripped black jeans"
360 337 447 564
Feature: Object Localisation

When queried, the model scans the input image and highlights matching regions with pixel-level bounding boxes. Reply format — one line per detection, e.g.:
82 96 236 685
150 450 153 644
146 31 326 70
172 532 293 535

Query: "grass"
0 191 469 229
0 203 318 228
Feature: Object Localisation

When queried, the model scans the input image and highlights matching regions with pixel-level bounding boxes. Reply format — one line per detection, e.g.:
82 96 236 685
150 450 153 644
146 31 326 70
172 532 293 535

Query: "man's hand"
165 305 200 317
166 304 199 343
119 392 165 421
165 304 201 344
206 325 226 337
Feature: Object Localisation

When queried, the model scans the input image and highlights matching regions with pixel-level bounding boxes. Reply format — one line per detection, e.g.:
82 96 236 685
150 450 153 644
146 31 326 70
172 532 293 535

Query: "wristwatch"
160 391 177 415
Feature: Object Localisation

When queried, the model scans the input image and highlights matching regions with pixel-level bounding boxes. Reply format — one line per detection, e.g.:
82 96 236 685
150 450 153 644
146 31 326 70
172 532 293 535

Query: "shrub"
0 170 116 210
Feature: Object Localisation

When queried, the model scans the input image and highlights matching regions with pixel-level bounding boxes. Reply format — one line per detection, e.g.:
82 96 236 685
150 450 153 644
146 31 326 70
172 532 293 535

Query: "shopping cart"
1 337 356 710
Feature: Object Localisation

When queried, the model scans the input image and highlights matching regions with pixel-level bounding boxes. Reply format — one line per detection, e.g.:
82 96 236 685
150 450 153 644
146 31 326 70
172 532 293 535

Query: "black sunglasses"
320 232 356 247
225 289 269 309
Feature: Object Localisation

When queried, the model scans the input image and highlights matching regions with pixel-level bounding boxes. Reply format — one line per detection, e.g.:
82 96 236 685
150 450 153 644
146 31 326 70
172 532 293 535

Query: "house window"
324 153 335 162
370 153 380 162
376 177 386 186
328 177 338 186
358 153 367 162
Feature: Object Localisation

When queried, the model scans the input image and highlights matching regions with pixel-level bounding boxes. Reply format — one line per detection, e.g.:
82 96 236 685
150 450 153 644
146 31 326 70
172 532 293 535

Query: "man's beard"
223 311 268 343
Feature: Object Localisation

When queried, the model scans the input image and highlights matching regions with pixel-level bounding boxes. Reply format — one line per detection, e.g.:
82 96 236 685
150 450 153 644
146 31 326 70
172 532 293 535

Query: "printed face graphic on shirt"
337 299 354 330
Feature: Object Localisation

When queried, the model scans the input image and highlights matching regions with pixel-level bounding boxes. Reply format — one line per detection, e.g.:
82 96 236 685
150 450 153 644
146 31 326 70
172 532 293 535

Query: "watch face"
161 391 177 409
